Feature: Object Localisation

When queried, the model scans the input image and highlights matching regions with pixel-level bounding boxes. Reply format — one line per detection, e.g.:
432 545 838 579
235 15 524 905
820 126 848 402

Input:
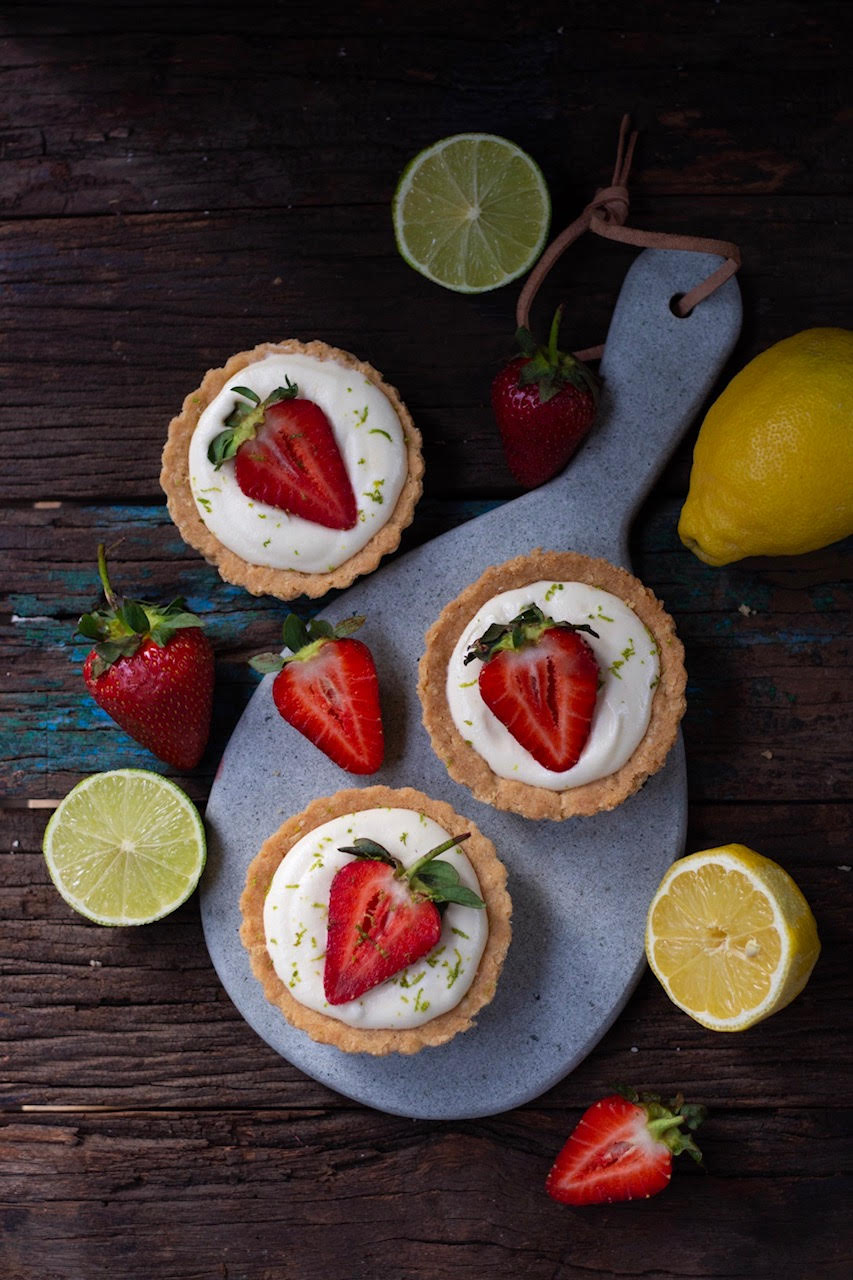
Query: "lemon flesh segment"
393 133 551 293
43 769 206 926
645 844 820 1031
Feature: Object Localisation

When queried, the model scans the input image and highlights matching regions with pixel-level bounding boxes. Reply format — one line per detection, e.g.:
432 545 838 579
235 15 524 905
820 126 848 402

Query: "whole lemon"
679 328 853 566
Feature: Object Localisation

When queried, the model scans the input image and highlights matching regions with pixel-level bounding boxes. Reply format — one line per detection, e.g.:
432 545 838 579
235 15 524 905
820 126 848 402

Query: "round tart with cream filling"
418 550 687 821
161 340 423 599
239 786 511 1056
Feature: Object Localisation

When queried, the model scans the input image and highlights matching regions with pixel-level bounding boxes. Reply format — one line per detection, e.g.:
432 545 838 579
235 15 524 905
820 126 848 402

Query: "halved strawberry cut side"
324 860 442 1004
546 1091 705 1205
272 636 384 774
478 626 599 772
235 397 358 529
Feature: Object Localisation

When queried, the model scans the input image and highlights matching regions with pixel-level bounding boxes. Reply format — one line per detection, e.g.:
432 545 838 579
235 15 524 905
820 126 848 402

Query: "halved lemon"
392 133 551 293
645 844 820 1031
43 769 206 926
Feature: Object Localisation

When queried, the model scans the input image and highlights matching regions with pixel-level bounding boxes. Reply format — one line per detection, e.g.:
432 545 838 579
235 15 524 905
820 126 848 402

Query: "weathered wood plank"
1 192 850 502
0 1107 849 1280
1 1 849 220
2 500 849 802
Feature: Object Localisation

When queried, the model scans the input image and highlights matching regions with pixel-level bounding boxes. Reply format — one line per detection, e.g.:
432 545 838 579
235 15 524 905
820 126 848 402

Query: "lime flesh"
43 769 206 926
393 133 551 293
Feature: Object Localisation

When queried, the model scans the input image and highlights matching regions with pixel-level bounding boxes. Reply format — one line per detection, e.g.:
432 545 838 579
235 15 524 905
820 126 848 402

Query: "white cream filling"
188 352 408 572
263 807 489 1029
446 581 661 791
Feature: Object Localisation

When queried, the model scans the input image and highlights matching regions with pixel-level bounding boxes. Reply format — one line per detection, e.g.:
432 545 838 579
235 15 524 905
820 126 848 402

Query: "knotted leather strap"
515 116 742 361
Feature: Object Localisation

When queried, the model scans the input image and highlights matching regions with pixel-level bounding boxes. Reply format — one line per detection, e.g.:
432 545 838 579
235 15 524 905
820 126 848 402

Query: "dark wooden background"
2 2 851 1277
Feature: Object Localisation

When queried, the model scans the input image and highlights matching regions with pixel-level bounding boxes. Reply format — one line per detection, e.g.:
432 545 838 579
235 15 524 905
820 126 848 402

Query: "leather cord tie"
515 115 742 362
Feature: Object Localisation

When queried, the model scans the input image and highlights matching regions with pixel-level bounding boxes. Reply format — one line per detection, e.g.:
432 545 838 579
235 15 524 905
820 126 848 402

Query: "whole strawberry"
492 305 600 489
78 545 215 770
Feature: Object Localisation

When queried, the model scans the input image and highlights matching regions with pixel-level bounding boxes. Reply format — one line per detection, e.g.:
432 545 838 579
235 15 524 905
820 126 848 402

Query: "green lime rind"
392 132 551 294
43 769 206 927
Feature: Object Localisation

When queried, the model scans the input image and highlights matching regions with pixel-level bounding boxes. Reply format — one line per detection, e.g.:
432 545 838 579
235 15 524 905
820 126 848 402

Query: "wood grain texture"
1 1109 849 1280
1 3 851 1278
1 195 850 503
1 500 849 803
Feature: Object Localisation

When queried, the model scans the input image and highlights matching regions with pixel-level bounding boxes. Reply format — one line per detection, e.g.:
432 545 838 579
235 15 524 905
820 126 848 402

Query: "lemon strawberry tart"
161 340 424 599
418 550 687 821
239 786 511 1056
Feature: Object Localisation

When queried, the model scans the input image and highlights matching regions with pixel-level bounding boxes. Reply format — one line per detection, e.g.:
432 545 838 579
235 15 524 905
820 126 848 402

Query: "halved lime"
43 769 206 926
392 133 551 293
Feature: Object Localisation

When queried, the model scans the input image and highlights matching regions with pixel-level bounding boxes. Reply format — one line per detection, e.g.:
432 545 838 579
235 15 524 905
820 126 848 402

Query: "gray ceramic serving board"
202 249 741 1119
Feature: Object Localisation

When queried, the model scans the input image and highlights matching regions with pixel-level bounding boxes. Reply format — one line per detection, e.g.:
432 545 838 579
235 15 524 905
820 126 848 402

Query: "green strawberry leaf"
332 614 366 639
515 325 539 358
465 603 599 663
511 305 601 407
337 838 398 867
80 546 207 673
77 611 106 641
264 382 299 408
413 859 484 908
160 611 203 630
230 385 261 405
679 1103 708 1132
119 600 150 634
249 651 286 675
307 618 335 641
209 380 299 469
282 613 311 654
90 634 143 676
433 882 485 909
208 428 239 468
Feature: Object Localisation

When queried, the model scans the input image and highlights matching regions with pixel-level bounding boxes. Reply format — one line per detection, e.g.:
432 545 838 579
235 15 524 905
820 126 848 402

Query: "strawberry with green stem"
208 377 358 529
546 1089 706 1205
78 545 215 770
465 603 600 772
492 305 600 489
324 832 484 1004
250 613 383 774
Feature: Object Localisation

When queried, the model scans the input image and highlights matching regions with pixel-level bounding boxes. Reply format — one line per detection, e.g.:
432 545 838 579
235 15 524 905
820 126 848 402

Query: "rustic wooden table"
2 3 850 1277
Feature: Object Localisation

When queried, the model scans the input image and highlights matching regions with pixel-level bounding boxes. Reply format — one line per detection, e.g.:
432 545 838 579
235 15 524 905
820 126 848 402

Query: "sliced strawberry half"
465 603 600 772
250 613 383 774
546 1090 706 1206
208 380 357 529
324 833 483 1004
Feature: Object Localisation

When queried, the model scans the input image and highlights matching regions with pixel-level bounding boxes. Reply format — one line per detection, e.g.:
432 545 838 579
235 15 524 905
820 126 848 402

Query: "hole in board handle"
669 293 695 318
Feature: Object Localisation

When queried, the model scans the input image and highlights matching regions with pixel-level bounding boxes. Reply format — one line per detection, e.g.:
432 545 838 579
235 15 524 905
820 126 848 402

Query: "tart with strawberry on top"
239 786 511 1056
418 550 687 821
161 340 423 599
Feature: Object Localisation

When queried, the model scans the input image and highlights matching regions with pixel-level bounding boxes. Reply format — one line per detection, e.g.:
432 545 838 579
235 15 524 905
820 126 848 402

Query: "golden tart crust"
239 785 512 1056
418 550 687 822
160 339 424 600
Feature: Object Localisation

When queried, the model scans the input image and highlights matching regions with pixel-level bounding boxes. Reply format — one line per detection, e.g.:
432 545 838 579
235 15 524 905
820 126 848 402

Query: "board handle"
538 248 741 566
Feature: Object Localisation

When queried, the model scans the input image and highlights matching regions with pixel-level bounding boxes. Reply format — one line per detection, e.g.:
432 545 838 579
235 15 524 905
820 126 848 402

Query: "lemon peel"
679 328 853 566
